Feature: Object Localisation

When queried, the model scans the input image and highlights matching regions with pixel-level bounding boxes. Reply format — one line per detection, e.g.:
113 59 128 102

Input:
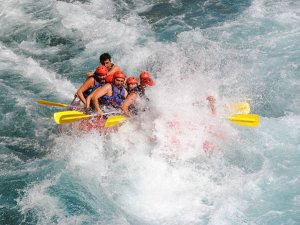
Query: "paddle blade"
224 101 251 114
104 115 127 128
58 114 92 124
230 102 250 114
53 110 126 127
54 110 84 117
37 100 68 107
227 114 260 127
53 111 87 124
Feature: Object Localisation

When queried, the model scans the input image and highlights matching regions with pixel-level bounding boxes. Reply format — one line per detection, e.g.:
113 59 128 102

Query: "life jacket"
100 83 126 109
83 74 105 98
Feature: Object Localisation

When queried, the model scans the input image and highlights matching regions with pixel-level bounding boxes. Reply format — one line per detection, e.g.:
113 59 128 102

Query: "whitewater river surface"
1 0 300 224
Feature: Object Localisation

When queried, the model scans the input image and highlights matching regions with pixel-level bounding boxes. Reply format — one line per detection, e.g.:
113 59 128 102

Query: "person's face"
127 83 137 91
102 59 112 69
96 73 106 82
140 78 154 87
114 78 125 88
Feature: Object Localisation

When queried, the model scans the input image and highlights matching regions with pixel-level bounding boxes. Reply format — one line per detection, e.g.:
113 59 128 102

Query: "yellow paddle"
53 111 86 124
230 101 250 114
37 99 83 110
104 115 127 128
227 114 260 127
224 101 251 114
53 111 127 128
37 100 69 107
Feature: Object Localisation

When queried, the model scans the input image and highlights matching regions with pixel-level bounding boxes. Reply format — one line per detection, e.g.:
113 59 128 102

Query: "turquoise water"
1 0 300 224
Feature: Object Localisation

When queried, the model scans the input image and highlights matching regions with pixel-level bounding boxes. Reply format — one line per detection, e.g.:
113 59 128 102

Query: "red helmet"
95 65 108 76
140 71 154 86
105 74 114 83
139 71 151 80
126 76 138 84
114 71 126 80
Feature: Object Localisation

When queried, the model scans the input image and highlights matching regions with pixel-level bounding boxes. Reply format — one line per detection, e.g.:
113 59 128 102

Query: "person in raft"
76 65 108 106
86 71 128 117
86 53 121 78
120 71 155 117
206 95 216 116
126 76 139 94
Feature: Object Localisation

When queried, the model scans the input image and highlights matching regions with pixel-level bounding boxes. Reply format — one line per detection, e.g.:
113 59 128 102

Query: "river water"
0 0 300 224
